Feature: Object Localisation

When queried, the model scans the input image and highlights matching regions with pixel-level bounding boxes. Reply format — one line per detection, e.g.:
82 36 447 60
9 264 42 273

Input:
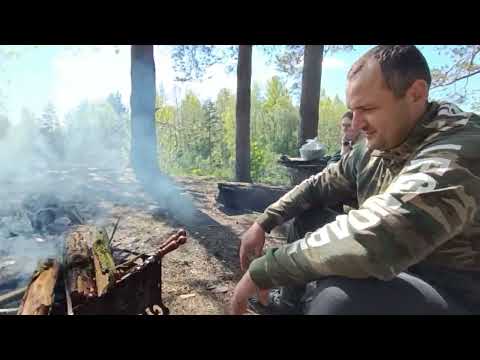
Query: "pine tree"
39 102 64 160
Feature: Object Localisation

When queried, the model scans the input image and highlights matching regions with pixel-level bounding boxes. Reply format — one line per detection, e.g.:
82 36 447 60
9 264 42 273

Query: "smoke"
0 47 199 291
130 49 198 227
0 100 197 291
134 168 197 225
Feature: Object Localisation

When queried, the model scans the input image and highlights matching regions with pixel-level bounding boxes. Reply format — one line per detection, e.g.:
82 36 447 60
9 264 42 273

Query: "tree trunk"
130 45 158 179
129 46 195 224
235 45 252 183
298 45 324 149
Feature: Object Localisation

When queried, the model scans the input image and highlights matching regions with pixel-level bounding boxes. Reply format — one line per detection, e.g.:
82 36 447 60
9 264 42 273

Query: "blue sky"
0 45 478 125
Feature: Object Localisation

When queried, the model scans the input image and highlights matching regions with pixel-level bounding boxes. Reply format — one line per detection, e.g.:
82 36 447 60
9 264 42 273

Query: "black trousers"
285 206 471 315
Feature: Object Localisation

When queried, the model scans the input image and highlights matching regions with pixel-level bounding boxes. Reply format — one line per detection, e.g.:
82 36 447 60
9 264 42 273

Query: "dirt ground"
0 166 288 315
108 175 288 315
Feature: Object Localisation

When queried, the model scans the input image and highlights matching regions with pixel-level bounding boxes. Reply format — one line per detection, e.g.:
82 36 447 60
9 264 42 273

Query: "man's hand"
228 271 269 315
239 222 266 272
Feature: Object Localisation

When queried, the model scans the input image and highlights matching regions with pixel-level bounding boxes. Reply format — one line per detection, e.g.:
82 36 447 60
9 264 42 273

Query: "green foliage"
170 45 238 82
64 94 130 167
250 140 266 180
155 76 349 186
39 102 64 160
267 45 355 95
107 91 128 116
318 92 348 155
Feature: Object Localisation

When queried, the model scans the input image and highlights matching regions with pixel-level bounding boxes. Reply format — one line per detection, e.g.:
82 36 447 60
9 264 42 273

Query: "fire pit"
0 165 193 316
15 226 187 315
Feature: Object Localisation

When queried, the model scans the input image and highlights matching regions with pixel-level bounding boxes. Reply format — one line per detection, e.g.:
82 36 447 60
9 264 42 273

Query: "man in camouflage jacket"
229 45 480 315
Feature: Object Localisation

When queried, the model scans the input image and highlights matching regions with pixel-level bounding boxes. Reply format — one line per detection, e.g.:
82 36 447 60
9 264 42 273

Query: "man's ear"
407 79 429 104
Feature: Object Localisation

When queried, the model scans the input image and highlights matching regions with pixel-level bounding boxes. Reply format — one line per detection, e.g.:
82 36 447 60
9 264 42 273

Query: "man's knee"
303 277 355 315
302 274 465 315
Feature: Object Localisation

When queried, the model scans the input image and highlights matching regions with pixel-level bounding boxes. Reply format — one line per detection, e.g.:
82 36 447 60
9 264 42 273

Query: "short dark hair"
341 110 353 120
348 45 431 97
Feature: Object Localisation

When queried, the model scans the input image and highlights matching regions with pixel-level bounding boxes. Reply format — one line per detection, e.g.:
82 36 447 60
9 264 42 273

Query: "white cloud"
322 56 346 70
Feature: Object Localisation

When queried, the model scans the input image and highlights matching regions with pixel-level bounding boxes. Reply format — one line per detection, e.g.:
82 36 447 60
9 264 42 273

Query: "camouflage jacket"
250 102 480 296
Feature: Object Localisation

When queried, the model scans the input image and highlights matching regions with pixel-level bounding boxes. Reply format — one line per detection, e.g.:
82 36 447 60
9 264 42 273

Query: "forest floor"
0 166 290 315
109 174 290 315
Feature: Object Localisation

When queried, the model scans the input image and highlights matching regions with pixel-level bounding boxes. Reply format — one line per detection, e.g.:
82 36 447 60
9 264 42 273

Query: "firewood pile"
0 193 187 315
12 226 187 315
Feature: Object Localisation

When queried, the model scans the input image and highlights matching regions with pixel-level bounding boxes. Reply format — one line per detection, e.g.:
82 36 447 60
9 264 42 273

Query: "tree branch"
431 69 480 89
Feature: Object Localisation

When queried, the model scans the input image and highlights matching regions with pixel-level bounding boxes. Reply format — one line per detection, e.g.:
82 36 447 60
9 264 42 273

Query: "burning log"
10 224 187 315
75 229 187 315
92 228 116 297
17 259 60 315
64 226 97 304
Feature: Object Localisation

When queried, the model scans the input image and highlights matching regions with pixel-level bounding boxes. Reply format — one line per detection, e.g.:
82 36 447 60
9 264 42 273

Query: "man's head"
340 110 360 142
346 45 431 150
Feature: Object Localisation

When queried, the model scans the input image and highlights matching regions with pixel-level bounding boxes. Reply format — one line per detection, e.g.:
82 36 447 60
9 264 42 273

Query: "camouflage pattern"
328 136 365 165
250 102 480 293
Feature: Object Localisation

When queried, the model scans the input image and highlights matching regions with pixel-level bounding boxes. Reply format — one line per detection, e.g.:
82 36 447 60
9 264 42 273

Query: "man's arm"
256 146 363 233
249 136 480 289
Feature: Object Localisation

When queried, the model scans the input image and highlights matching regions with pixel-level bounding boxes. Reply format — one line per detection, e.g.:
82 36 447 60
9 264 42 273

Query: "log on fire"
17 259 60 315
64 225 97 304
92 228 116 297
13 225 188 315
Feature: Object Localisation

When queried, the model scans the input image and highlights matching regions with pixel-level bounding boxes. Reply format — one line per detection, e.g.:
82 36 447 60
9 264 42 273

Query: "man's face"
346 60 414 151
341 117 359 142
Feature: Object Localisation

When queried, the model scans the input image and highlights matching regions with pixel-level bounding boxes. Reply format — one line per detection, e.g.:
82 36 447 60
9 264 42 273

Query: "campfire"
0 190 187 315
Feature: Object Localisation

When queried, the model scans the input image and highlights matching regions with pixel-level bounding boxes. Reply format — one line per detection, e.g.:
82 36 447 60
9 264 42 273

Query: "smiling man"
229 45 480 315
328 111 363 165
340 111 362 155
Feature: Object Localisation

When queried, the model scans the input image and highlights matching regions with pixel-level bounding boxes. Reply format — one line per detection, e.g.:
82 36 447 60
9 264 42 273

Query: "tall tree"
215 88 236 171
272 45 353 95
130 45 195 223
235 45 252 182
262 76 298 155
107 91 128 116
39 102 64 160
130 45 158 178
268 45 354 148
318 92 348 154
177 90 206 169
39 102 60 133
298 45 323 147
155 89 177 169
63 99 129 167
171 45 253 182
202 99 221 166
